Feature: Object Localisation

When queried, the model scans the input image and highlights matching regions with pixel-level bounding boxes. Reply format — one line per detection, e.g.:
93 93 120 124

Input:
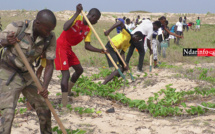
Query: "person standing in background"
175 17 183 45
125 18 135 32
183 16 188 32
135 15 142 26
195 17 201 31
116 16 126 33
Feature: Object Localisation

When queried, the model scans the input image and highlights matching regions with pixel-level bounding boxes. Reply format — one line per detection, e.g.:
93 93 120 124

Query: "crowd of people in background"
114 15 201 69
116 15 201 44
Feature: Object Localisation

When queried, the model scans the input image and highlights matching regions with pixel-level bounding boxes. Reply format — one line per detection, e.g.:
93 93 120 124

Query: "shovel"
14 43 67 134
150 54 153 72
149 37 153 72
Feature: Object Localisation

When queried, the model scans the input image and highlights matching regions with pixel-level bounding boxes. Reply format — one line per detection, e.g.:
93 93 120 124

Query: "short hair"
88 8 101 17
153 21 161 28
133 31 144 39
126 18 130 22
123 16 126 20
36 9 56 25
159 16 166 20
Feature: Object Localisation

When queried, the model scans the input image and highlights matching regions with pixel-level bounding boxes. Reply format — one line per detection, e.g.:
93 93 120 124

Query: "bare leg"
102 67 124 85
60 70 70 107
70 64 83 83
61 70 70 92
67 64 83 96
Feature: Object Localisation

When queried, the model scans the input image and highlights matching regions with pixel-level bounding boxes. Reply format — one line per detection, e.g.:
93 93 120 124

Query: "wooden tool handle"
81 11 106 50
150 55 153 66
81 11 120 70
104 29 127 67
14 43 67 134
104 29 134 81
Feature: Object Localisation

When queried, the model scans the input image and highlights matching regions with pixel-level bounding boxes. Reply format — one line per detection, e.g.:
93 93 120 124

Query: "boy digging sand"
103 20 143 84
55 4 107 107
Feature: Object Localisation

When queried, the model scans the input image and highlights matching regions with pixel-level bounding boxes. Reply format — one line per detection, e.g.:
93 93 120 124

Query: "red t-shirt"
57 15 91 49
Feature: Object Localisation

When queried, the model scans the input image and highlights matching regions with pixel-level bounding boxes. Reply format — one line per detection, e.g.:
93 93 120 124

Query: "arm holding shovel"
81 10 126 83
64 4 107 54
38 58 54 98
104 20 125 36
120 51 129 70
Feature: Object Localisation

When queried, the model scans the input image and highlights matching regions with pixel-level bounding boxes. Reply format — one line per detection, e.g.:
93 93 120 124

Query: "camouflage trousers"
0 65 52 134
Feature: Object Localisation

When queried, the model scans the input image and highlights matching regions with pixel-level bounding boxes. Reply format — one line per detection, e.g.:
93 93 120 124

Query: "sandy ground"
55 11 215 25
11 63 215 134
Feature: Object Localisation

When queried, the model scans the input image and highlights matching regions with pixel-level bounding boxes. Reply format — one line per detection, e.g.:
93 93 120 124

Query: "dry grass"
1 10 215 68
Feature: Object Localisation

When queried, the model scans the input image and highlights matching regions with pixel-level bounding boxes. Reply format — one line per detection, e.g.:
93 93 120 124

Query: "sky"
0 0 214 14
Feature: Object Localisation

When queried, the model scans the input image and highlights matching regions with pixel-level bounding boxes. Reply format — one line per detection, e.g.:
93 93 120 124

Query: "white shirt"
176 22 183 32
158 28 162 35
132 19 153 40
125 23 135 32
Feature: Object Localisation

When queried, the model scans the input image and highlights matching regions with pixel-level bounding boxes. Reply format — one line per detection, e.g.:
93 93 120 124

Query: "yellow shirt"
111 29 131 52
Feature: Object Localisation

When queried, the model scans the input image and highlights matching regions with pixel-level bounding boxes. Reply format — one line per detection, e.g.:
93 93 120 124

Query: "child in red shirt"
55 4 106 106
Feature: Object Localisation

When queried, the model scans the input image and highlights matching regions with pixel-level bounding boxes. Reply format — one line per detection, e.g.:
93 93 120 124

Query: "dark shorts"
105 42 123 68
176 31 183 36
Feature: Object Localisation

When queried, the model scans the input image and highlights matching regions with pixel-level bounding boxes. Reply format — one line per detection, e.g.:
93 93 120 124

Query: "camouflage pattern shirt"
0 20 56 72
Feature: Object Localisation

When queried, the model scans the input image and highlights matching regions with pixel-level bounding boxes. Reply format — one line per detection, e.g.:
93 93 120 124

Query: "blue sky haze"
0 0 214 14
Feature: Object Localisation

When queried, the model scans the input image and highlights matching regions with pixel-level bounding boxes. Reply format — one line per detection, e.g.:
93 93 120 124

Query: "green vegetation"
52 126 86 134
19 108 28 115
18 96 26 103
56 68 215 117
90 67 112 80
